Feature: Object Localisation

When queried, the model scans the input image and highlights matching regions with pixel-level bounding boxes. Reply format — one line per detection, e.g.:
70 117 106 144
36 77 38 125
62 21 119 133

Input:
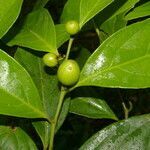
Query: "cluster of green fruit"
43 20 80 86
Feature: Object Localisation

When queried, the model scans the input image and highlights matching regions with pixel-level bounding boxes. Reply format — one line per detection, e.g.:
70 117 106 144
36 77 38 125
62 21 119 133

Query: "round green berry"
57 60 80 86
43 53 58 67
65 20 80 35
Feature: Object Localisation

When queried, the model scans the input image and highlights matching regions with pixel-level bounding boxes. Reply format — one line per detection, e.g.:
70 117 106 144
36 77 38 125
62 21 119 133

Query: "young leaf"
61 0 113 28
125 1 150 20
60 0 80 23
8 8 58 54
76 19 150 88
99 0 139 37
0 50 46 118
32 121 50 149
55 24 70 48
103 14 127 38
79 0 113 27
69 97 117 120
0 126 37 150
80 114 150 150
0 0 23 38
111 0 139 17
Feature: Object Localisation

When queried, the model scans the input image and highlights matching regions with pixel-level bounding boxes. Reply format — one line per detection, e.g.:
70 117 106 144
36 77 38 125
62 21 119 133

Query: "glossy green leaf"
61 0 113 28
55 24 70 48
99 0 139 36
34 0 49 10
125 1 150 20
80 114 150 150
69 97 117 120
0 50 46 118
0 126 37 150
8 8 58 54
0 0 23 38
15 48 70 147
111 0 139 17
60 0 80 23
100 14 127 38
76 19 150 88
79 0 113 27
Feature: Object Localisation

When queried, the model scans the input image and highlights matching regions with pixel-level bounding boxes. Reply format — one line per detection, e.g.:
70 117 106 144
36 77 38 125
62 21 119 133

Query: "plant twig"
49 86 67 150
49 35 74 149
122 101 133 119
118 89 133 119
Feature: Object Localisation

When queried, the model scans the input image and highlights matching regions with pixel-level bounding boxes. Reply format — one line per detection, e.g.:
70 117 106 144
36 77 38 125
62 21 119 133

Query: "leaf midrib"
38 58 47 115
71 98 116 119
27 28 53 51
79 0 112 27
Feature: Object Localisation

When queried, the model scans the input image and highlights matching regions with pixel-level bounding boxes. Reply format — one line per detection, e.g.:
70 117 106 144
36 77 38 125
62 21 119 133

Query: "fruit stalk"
65 37 74 60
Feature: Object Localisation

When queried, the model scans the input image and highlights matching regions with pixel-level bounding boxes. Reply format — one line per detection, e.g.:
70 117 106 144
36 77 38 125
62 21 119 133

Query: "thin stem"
122 101 133 119
122 102 129 119
49 86 67 150
68 84 77 93
49 123 55 150
65 38 74 60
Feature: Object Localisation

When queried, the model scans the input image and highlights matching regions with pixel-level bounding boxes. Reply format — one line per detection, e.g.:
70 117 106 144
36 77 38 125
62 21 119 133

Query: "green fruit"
43 53 58 67
65 20 80 35
57 60 80 86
